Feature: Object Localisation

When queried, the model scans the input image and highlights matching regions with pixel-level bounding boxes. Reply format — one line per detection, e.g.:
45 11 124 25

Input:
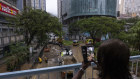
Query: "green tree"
8 8 62 46
6 43 29 71
71 16 125 40
69 22 80 39
6 8 62 70
129 21 140 51
124 16 140 24
118 20 140 51
35 15 62 47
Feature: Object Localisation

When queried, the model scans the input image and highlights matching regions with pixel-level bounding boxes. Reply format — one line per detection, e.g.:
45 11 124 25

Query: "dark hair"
97 39 132 79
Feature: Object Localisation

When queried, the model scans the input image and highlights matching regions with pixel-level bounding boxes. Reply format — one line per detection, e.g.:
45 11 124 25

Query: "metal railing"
0 55 140 79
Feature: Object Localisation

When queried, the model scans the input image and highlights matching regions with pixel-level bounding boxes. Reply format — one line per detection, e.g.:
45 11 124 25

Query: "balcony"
0 55 140 79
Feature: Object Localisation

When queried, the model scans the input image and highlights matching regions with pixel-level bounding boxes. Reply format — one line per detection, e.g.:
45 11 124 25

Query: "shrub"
6 42 29 71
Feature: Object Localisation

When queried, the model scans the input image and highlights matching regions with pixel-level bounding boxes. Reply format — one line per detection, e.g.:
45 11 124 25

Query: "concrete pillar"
0 27 3 46
0 28 2 32
1 28 4 46
8 27 11 43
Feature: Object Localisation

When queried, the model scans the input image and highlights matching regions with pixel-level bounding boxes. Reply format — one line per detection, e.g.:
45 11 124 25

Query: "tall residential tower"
57 0 62 22
119 0 140 17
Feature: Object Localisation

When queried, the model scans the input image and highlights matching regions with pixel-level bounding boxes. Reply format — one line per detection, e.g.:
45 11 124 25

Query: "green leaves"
129 21 140 51
6 43 29 71
124 16 139 24
117 18 140 51
8 8 62 46
71 16 124 39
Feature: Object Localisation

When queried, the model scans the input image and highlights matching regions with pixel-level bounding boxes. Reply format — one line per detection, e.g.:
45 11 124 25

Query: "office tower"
58 0 117 40
119 0 140 17
26 0 46 11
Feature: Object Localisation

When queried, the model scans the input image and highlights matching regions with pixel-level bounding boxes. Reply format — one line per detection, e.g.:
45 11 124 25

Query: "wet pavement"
2 44 138 79
31 44 62 79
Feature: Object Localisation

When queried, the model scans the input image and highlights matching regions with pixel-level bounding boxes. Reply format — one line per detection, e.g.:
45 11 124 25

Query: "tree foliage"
69 21 80 38
124 16 140 24
6 9 62 71
117 19 140 51
129 21 140 51
6 43 29 71
8 8 62 46
70 16 125 40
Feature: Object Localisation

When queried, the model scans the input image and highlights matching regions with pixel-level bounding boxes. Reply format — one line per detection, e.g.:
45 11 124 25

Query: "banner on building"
0 2 18 16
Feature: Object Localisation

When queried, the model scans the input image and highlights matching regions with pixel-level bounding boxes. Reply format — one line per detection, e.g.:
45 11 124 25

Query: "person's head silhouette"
97 39 132 79
72 39 132 79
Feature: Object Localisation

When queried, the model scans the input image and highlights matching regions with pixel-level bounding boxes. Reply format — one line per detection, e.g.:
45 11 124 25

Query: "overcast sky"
46 0 57 16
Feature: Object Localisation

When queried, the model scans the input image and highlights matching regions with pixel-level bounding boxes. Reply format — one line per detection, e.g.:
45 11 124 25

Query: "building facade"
119 0 140 17
16 0 24 11
57 0 62 22
26 0 46 11
16 0 46 11
0 0 24 58
58 0 118 40
0 0 46 58
4 0 17 7
58 0 117 24
119 0 125 14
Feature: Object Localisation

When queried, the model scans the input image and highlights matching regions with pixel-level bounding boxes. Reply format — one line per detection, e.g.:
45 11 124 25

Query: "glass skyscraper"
59 0 117 23
58 0 117 40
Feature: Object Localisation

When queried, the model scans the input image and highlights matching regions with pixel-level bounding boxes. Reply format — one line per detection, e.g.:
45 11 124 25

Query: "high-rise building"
119 0 125 14
58 0 117 40
4 0 17 7
57 0 62 22
58 0 117 24
119 0 140 17
26 0 46 11
116 0 120 17
16 0 24 11
16 0 46 11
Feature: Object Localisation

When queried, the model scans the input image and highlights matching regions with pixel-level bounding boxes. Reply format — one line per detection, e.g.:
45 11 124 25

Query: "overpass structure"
0 55 140 79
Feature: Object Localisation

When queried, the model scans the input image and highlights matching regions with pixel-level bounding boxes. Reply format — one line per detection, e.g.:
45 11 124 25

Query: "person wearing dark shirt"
72 39 132 79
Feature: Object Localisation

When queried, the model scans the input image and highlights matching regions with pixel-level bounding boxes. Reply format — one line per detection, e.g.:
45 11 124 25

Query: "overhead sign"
0 2 18 16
